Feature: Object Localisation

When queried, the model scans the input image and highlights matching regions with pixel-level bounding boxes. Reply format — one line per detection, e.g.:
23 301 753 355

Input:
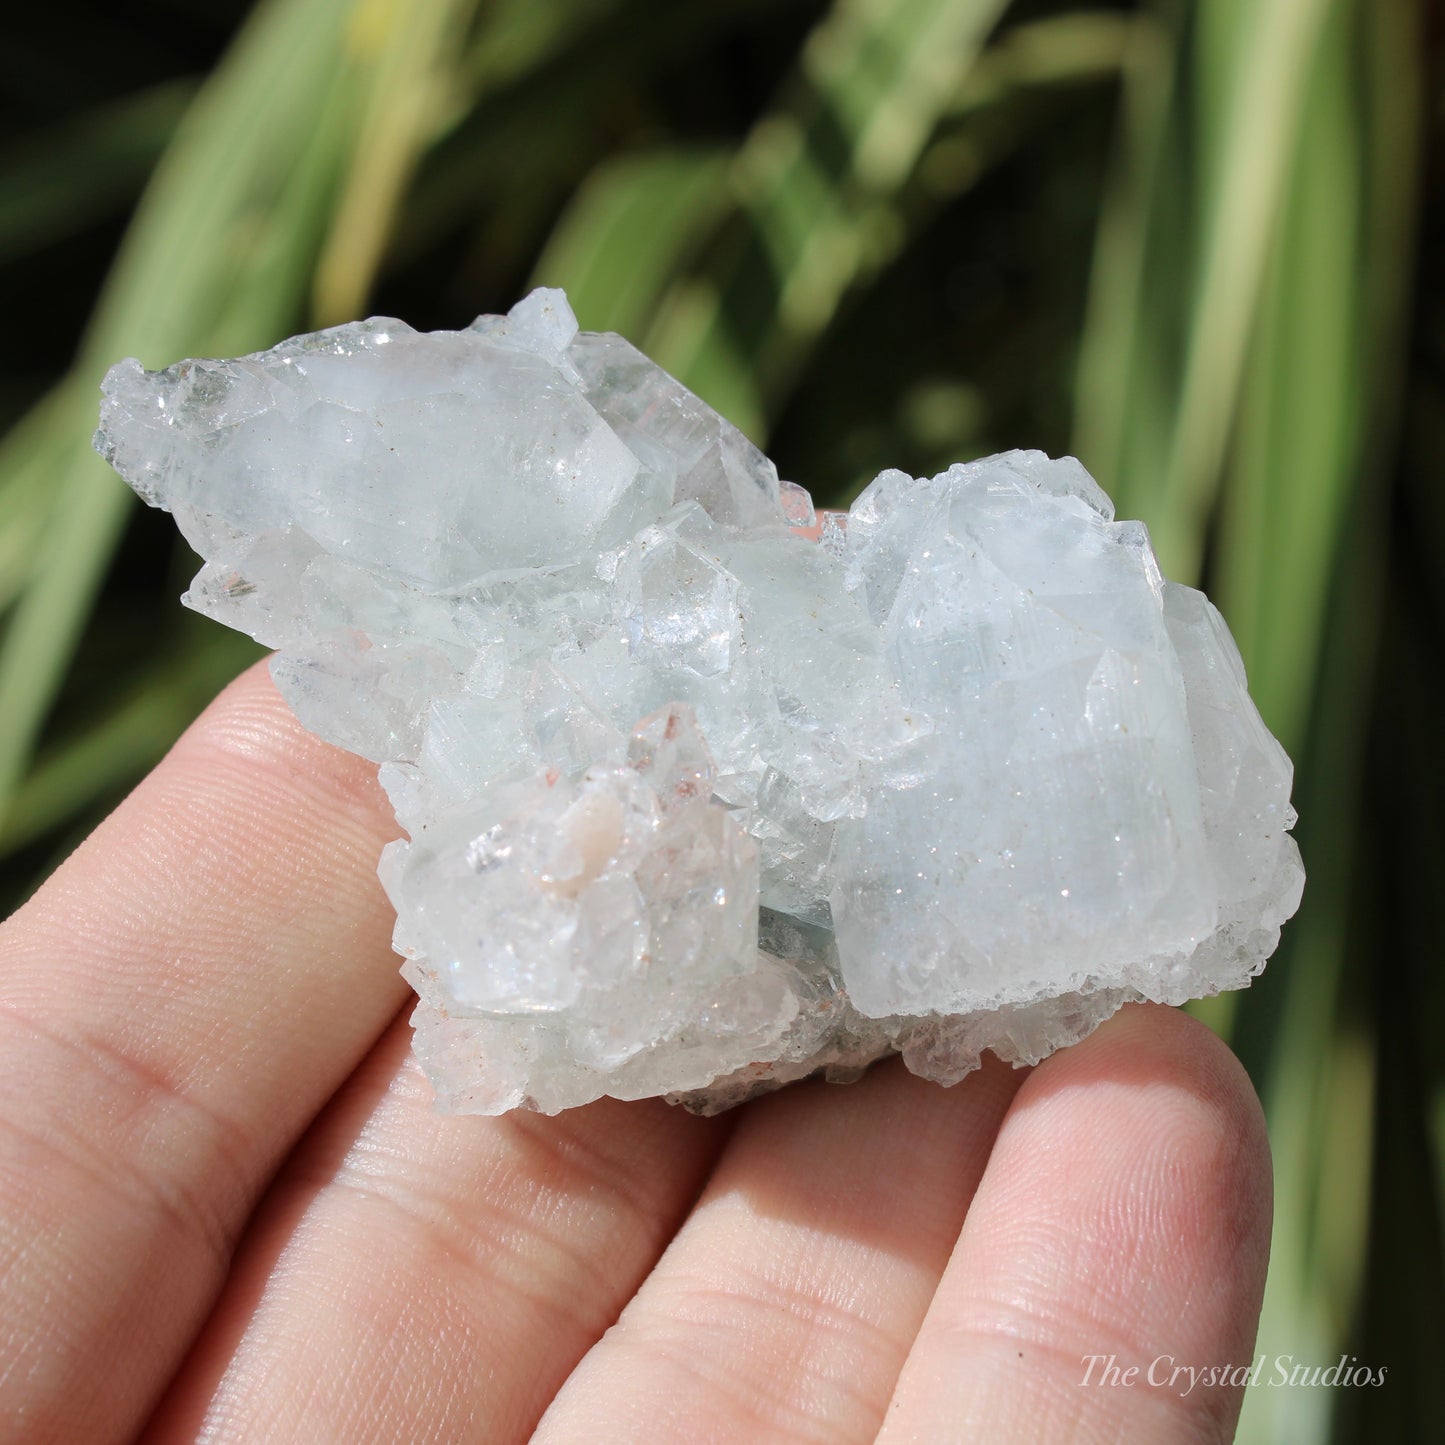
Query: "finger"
875 1003 1272 1444
533 1054 1026 1445
143 1018 729 1444
0 663 408 1442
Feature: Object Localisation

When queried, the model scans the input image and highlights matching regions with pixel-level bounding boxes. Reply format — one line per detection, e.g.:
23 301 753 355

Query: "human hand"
0 664 1271 1442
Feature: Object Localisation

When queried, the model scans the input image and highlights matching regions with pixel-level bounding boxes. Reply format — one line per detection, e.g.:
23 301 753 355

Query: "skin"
0 663 1272 1443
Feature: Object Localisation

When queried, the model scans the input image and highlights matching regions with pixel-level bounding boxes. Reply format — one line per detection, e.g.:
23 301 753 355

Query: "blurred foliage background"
1 1 1440 1438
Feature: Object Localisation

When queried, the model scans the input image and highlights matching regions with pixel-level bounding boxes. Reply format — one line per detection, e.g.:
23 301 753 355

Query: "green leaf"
1150 0 1336 582
1071 10 1176 495
311 0 481 325
0 0 487 831
529 148 734 338
646 0 1012 431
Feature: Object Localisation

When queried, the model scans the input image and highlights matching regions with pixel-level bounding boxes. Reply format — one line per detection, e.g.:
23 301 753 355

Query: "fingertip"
1034 1000 1266 1131
878 1001 1274 1444
168 658 393 831
988 1001 1273 1351
1017 1001 1273 1260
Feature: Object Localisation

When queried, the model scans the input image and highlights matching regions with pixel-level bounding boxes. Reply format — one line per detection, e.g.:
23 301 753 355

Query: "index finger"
0 662 407 1441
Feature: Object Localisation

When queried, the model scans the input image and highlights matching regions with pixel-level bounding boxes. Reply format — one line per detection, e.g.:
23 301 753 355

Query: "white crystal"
94 288 1304 1114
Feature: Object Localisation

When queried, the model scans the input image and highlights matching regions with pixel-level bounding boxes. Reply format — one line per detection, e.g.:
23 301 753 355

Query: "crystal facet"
94 288 1304 1114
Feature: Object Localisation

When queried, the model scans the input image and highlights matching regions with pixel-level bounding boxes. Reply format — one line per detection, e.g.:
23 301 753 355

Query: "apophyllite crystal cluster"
94 288 1303 1114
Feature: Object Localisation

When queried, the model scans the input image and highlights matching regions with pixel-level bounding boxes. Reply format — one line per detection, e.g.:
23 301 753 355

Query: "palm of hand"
0 667 1269 1443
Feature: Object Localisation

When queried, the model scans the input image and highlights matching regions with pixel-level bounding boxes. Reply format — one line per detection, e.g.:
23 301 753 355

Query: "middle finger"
143 1018 730 1444
534 1054 1025 1445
